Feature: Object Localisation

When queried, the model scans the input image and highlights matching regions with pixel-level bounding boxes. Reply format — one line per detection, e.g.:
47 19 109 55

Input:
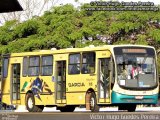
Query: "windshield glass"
114 47 157 90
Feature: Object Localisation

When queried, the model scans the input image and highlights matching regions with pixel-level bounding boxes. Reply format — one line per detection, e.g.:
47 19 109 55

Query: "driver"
131 62 138 79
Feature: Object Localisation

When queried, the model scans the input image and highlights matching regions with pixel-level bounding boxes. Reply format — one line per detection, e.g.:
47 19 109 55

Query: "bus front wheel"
25 93 44 112
89 92 99 112
127 104 136 112
118 104 136 112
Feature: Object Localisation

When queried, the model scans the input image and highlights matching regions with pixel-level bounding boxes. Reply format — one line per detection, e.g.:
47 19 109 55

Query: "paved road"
0 111 160 120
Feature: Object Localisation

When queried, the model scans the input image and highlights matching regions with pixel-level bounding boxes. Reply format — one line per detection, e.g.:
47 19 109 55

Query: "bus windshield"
114 47 157 90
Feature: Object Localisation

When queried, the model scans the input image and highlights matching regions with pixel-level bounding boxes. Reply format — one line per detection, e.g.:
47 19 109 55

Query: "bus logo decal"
21 77 52 100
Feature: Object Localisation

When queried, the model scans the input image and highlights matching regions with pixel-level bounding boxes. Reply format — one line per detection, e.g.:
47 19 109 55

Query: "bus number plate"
135 96 143 99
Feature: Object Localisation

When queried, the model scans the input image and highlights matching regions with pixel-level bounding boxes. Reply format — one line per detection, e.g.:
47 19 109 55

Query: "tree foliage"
0 3 160 54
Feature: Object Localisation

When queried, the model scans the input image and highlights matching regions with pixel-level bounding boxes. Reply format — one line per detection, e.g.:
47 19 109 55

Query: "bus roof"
8 45 155 57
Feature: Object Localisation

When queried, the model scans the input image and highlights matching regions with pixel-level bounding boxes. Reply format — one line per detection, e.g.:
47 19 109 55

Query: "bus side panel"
2 78 11 105
66 92 86 105
35 94 55 105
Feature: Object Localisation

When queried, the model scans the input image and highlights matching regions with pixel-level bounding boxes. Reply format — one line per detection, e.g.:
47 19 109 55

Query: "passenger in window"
122 65 128 79
81 65 87 74
131 62 138 79
70 65 80 74
130 62 144 79
29 69 34 76
137 64 143 74
89 64 95 73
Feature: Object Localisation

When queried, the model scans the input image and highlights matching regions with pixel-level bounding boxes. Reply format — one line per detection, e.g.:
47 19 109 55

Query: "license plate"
135 96 143 99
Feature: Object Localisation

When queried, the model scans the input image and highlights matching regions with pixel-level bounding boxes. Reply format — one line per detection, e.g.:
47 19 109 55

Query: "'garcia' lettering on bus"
68 83 85 87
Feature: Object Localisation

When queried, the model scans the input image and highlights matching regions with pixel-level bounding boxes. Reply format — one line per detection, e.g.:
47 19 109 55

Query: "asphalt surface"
0 111 160 120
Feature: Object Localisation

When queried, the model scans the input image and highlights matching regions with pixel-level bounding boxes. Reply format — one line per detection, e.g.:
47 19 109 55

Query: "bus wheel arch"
25 90 32 101
85 88 99 112
25 91 44 112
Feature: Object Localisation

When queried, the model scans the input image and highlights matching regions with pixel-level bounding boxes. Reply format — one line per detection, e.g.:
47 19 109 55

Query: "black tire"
0 103 6 110
89 92 99 112
155 98 160 107
59 105 75 112
118 104 136 112
127 104 136 112
25 93 44 112
37 105 44 112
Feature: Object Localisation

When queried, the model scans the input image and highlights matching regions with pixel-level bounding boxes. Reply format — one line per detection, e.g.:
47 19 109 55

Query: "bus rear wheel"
25 93 44 112
89 92 99 112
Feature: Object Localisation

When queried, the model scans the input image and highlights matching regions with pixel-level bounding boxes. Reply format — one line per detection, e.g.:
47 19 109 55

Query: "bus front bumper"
111 91 158 104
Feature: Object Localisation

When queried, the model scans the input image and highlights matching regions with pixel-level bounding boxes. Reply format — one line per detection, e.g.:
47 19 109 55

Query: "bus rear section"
111 46 159 111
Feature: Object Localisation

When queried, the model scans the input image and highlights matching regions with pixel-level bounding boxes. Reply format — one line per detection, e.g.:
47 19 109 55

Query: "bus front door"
98 58 110 103
56 61 66 104
11 63 21 105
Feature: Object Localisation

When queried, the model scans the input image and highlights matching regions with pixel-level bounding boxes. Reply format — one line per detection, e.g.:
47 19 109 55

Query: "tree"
0 3 160 55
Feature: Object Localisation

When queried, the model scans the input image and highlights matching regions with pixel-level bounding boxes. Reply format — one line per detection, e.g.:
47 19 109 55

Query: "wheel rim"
28 98 33 109
90 96 95 109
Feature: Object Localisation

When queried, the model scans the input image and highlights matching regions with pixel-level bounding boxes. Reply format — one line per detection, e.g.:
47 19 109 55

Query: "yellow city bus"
0 45 159 112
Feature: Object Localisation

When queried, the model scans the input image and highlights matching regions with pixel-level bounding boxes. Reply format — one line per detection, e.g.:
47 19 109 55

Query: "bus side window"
2 58 9 78
41 55 53 76
23 57 28 77
68 53 80 74
28 56 40 76
81 52 95 74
